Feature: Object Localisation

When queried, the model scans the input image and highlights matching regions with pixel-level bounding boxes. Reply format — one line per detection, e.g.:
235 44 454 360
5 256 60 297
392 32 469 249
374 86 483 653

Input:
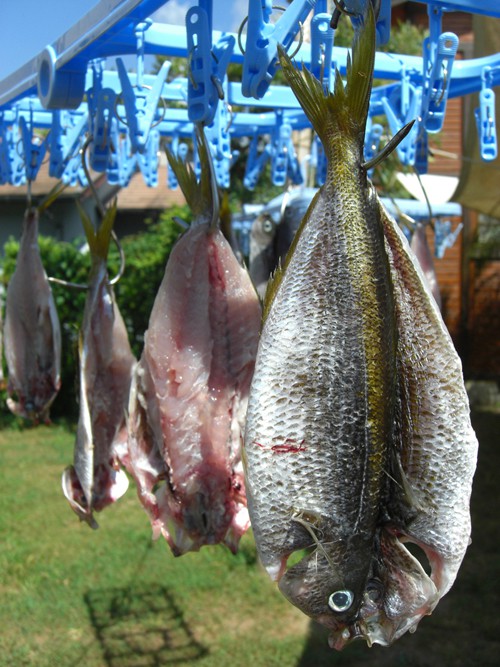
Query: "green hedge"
0 205 187 424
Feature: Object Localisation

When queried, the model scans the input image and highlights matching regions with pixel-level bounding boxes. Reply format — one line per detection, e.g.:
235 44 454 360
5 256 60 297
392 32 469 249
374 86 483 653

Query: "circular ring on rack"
237 5 303 60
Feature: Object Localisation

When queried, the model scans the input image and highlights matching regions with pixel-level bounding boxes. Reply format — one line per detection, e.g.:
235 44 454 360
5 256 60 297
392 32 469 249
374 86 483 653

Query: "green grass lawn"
0 409 498 667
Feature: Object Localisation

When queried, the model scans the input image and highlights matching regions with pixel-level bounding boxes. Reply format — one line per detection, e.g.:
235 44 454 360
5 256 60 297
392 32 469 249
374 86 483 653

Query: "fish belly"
128 224 260 554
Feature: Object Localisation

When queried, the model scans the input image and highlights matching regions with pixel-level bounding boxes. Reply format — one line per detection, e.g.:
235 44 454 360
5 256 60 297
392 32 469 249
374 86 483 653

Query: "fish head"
277 532 375 645
278 527 440 649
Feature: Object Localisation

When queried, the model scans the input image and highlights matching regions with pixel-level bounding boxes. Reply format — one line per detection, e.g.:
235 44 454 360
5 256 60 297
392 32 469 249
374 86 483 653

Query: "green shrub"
1 205 186 422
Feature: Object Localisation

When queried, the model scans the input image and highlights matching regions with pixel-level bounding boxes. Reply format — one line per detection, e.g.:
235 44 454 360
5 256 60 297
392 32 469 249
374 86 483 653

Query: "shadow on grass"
296 408 500 667
84 584 208 667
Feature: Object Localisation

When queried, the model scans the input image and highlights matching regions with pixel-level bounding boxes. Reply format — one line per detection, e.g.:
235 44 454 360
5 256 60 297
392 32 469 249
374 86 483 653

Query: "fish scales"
244 5 398 631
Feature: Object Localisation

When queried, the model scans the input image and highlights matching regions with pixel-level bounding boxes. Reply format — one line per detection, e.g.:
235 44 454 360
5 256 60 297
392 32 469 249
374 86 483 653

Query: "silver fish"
244 7 477 650
127 129 261 555
3 208 61 421
62 203 136 528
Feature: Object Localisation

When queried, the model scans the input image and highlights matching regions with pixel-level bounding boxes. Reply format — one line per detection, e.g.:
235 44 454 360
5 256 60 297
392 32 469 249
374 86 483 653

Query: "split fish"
62 202 136 528
3 207 61 421
127 129 262 555
243 6 477 650
410 221 442 310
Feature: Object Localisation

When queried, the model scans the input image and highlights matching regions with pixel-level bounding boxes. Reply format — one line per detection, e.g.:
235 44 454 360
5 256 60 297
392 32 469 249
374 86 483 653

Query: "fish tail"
166 126 217 225
278 4 375 152
78 200 117 260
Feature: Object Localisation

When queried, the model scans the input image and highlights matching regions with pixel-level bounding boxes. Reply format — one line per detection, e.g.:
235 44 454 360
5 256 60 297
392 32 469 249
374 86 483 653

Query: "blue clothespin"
19 110 48 183
89 88 117 172
434 218 463 259
106 117 121 185
475 66 497 161
116 57 170 154
270 115 291 186
0 116 16 184
349 0 392 46
414 127 429 174
310 12 334 93
243 133 272 190
311 134 327 187
186 1 235 126
117 133 138 187
62 146 87 187
204 80 233 188
381 83 421 166
241 0 314 99
421 23 458 134
137 129 160 187
51 111 88 179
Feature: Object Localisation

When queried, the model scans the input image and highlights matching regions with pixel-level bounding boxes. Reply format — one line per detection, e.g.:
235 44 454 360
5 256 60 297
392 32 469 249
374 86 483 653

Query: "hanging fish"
410 221 442 310
243 5 477 650
127 128 261 555
62 202 136 528
3 207 61 421
369 196 477 647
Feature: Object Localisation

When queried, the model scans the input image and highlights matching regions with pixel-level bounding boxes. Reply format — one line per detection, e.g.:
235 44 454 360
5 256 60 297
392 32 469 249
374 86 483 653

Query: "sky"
0 0 249 83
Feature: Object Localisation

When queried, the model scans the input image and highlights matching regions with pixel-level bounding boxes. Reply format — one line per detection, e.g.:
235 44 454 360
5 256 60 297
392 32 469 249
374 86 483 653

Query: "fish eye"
261 218 274 234
328 590 354 613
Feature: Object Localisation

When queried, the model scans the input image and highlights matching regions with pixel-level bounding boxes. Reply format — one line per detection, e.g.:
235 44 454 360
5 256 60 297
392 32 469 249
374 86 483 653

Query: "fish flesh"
3 207 61 421
127 129 261 555
410 221 442 309
243 7 477 650
62 203 136 528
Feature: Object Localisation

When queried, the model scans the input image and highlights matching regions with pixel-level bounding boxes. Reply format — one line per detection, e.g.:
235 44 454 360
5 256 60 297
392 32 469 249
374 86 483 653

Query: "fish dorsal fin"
166 126 217 227
277 4 375 153
78 199 117 261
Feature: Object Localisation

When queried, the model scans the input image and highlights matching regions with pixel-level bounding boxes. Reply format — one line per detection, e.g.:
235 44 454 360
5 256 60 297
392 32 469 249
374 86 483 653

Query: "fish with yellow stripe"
243 4 477 649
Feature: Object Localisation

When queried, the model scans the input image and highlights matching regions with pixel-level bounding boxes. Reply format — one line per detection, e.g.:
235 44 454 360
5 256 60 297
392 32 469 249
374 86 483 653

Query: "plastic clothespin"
414 128 429 174
204 80 233 188
310 12 334 93
434 218 463 259
310 134 327 187
0 116 15 184
186 2 235 126
89 88 117 172
349 0 392 46
106 118 121 185
421 28 458 134
271 121 289 187
381 82 421 166
116 57 170 154
475 66 497 161
62 148 87 187
19 111 48 183
118 134 138 187
137 129 160 187
241 0 314 99
243 133 272 190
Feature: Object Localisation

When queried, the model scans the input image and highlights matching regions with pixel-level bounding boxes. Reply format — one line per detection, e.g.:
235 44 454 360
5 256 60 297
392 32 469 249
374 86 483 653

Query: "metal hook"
436 65 448 107
48 136 125 291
